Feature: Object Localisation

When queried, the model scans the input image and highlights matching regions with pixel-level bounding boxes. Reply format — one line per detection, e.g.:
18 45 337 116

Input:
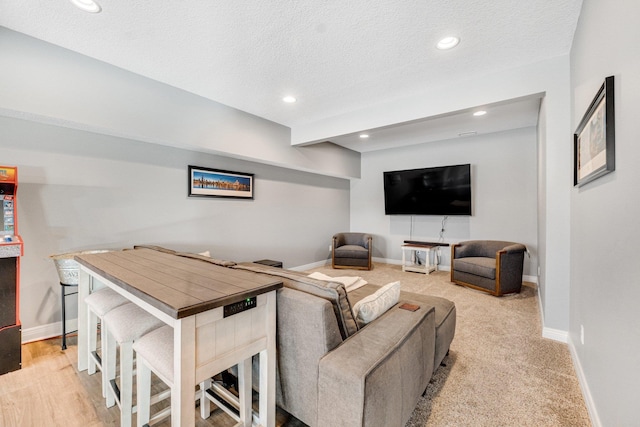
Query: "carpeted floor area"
306 262 591 427
1 261 590 426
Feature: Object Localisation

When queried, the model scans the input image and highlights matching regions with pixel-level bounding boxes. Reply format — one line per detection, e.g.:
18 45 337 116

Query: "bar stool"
134 325 253 427
103 303 164 427
133 325 174 426
84 288 129 396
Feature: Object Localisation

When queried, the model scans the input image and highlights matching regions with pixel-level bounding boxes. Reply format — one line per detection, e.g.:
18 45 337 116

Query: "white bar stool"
84 288 129 397
133 325 174 426
134 325 253 427
103 303 164 427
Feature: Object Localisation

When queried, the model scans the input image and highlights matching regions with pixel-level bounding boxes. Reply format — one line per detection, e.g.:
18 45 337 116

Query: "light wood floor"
0 335 305 427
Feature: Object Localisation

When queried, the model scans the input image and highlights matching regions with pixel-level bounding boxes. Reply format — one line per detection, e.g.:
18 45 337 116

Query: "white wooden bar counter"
75 248 282 427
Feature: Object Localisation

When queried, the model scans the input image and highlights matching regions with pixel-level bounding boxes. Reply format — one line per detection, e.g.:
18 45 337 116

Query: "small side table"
401 244 440 275
254 259 283 268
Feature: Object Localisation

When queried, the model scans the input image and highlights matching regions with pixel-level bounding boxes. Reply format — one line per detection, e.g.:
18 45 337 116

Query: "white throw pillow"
352 281 400 326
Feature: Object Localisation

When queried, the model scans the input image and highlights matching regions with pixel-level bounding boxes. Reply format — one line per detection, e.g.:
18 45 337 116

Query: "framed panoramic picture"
574 75 615 187
188 165 254 199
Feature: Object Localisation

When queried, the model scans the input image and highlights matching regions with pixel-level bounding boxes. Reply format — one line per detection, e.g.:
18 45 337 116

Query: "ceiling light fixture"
359 134 369 139
473 110 487 116
70 0 102 13
437 36 460 50
282 96 297 103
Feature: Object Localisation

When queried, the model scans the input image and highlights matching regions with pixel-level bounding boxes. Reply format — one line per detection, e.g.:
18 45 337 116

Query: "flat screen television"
383 164 471 215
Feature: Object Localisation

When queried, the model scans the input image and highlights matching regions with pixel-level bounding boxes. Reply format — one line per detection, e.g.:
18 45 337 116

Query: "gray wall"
3 116 349 341
351 127 538 275
536 97 548 319
0 27 361 180
570 0 640 424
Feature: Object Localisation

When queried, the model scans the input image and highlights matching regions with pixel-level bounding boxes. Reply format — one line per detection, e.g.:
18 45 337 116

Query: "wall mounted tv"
383 164 472 216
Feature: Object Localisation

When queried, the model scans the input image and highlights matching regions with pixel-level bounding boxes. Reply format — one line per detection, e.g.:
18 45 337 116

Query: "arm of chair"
452 240 486 258
496 244 526 294
362 234 372 250
317 303 435 427
333 233 346 248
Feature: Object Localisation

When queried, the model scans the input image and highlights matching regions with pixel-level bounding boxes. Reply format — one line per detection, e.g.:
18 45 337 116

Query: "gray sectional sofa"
232 262 456 427
134 246 456 426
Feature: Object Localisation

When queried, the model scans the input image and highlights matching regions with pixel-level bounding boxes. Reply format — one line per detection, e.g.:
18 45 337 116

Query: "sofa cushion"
352 281 400 327
349 283 456 373
232 262 359 339
454 257 496 279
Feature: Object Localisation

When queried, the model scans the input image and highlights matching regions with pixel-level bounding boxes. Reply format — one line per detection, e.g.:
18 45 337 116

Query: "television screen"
383 164 471 215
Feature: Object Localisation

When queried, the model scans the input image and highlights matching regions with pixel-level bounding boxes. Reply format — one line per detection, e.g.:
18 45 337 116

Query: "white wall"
3 116 350 342
536 97 548 316
296 55 572 333
352 127 538 275
0 27 361 180
570 0 640 425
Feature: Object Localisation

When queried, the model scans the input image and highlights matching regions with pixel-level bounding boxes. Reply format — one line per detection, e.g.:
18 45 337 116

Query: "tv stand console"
401 241 449 275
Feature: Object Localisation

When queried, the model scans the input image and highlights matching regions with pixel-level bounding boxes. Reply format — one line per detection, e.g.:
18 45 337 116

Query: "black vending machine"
0 166 23 375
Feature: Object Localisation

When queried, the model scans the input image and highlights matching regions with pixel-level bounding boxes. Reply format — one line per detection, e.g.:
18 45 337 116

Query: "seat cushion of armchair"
334 244 370 259
453 257 496 279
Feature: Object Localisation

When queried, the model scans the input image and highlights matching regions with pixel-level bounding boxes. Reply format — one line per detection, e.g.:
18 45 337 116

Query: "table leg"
259 291 277 427
238 357 252 427
77 269 90 371
172 316 196 427
402 247 406 272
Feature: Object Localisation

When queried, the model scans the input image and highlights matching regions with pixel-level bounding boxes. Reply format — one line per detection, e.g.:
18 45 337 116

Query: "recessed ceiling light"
282 96 297 103
359 134 369 139
70 0 102 13
473 110 487 116
437 36 460 50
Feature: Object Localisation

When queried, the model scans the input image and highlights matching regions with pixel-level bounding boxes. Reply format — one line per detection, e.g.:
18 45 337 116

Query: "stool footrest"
148 406 171 426
203 382 260 424
109 379 121 406
89 350 102 368
205 388 240 423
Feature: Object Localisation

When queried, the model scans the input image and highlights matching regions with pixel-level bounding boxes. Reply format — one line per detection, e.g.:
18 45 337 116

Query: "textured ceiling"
0 0 582 150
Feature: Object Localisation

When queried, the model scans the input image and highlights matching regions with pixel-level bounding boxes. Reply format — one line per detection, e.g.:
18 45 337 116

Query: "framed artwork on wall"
574 75 615 187
188 165 254 199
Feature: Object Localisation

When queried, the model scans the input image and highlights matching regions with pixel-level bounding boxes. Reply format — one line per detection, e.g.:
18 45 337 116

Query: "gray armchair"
450 240 526 296
332 232 372 270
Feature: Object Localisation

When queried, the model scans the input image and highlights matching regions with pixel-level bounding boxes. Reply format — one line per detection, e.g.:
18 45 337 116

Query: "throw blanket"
307 272 368 292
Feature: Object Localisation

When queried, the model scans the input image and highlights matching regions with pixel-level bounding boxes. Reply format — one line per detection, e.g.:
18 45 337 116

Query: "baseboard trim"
294 258 534 282
568 337 602 427
21 319 77 344
541 327 568 343
536 285 567 343
289 260 329 271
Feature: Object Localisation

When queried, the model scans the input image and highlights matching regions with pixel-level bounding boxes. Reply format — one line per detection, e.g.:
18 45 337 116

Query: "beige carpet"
306 262 591 427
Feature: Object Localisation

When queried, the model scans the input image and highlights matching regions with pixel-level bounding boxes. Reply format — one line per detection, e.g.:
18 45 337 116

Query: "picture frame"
574 75 615 187
188 165 254 199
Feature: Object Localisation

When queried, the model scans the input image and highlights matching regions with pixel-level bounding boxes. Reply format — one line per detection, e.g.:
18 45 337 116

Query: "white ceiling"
0 1 582 152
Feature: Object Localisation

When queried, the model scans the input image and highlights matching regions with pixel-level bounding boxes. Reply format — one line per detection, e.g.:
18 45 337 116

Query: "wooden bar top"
75 248 283 319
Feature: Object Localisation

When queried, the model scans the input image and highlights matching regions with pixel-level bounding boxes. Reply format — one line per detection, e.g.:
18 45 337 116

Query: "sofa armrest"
317 302 435 427
276 287 344 426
